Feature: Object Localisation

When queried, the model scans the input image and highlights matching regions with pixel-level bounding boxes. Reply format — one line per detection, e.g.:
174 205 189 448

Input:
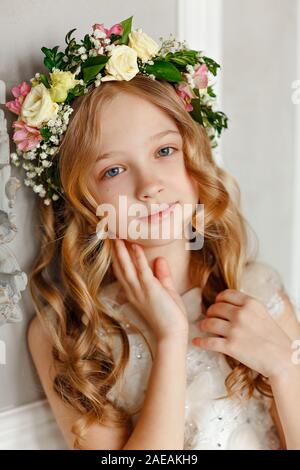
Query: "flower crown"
5 15 228 206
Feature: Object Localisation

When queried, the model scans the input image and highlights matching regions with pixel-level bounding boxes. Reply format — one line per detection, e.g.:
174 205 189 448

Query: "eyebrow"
96 129 181 162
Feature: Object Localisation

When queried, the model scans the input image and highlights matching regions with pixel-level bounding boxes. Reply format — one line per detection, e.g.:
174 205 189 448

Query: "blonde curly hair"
29 73 272 449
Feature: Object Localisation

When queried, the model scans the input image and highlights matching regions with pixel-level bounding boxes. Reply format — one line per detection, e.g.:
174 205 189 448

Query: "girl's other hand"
192 289 293 380
111 238 189 344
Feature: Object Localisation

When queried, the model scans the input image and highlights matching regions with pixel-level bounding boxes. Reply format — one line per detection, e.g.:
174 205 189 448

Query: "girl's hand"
111 238 189 344
192 289 293 380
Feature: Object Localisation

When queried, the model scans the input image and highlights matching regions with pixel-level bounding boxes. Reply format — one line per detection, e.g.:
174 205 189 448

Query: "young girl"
9 18 300 450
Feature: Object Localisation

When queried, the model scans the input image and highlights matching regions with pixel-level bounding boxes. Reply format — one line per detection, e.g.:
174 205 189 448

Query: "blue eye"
102 147 177 180
104 167 125 179
157 146 176 157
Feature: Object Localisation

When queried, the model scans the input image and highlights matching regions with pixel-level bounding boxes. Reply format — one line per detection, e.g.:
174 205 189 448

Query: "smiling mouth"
138 201 178 223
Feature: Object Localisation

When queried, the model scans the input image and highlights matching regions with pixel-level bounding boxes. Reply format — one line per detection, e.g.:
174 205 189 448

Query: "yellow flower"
20 83 59 128
101 45 139 82
49 71 80 103
128 28 159 61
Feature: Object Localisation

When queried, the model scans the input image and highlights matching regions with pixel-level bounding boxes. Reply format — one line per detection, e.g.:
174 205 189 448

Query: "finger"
110 242 131 291
192 335 228 354
154 257 176 292
198 317 231 337
113 239 140 290
127 242 142 273
215 289 248 306
206 301 235 321
131 243 155 286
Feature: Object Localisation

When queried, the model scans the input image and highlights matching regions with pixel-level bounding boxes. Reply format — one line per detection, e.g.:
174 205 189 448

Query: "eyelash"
101 146 178 180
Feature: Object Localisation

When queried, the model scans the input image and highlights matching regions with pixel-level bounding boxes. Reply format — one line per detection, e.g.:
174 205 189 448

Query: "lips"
138 201 178 222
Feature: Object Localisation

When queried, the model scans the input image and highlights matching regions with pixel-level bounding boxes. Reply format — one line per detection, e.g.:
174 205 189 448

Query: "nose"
135 172 165 201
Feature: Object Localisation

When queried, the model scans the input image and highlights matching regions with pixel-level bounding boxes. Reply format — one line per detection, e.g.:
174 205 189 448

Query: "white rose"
128 28 159 61
20 83 59 128
101 45 139 82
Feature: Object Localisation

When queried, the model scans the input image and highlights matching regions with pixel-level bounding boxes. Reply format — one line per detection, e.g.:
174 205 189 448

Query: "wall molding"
177 0 224 165
291 0 300 306
0 79 27 327
0 399 67 450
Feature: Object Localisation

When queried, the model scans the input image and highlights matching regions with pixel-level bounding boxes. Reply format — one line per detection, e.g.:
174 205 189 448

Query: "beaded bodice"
97 261 293 450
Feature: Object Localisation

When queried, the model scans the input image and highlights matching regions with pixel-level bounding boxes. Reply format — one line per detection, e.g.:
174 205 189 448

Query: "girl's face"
90 91 199 247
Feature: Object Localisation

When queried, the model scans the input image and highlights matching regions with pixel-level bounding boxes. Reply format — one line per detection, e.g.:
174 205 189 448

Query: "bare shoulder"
27 314 52 350
27 314 131 450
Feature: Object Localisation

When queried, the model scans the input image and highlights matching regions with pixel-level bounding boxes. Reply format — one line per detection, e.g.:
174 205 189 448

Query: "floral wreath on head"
5 15 228 206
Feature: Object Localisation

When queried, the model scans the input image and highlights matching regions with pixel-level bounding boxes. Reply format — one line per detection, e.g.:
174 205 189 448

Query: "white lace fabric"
98 261 295 450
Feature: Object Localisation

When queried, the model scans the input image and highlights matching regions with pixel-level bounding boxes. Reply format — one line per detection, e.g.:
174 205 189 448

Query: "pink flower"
107 23 123 37
93 23 107 35
193 64 208 89
175 82 195 112
92 22 123 38
5 81 31 116
12 120 42 151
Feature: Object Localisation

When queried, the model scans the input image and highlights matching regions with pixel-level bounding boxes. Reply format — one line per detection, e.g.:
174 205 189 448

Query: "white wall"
221 0 298 301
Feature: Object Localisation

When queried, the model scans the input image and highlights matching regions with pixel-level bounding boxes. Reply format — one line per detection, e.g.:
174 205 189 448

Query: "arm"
267 290 300 450
123 335 188 450
269 358 300 450
28 314 188 450
27 315 131 450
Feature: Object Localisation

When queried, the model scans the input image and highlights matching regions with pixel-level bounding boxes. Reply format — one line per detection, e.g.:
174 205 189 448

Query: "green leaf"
164 50 199 67
110 33 123 43
202 56 220 76
201 107 229 136
144 60 182 82
82 56 109 67
55 52 65 69
65 38 77 55
189 98 203 125
82 34 92 49
81 55 109 83
40 127 52 141
44 57 54 72
41 47 53 60
41 46 65 71
65 28 77 45
66 84 86 101
118 15 133 45
39 73 50 88
207 86 216 98
72 55 82 62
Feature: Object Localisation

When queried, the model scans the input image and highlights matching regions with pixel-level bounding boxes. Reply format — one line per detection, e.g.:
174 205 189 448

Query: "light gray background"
0 0 298 412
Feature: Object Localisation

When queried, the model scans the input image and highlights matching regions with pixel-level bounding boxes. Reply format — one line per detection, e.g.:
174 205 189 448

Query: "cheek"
174 158 199 201
95 188 132 238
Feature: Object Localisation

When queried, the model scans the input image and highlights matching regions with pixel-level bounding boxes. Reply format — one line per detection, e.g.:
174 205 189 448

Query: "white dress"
98 261 298 450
